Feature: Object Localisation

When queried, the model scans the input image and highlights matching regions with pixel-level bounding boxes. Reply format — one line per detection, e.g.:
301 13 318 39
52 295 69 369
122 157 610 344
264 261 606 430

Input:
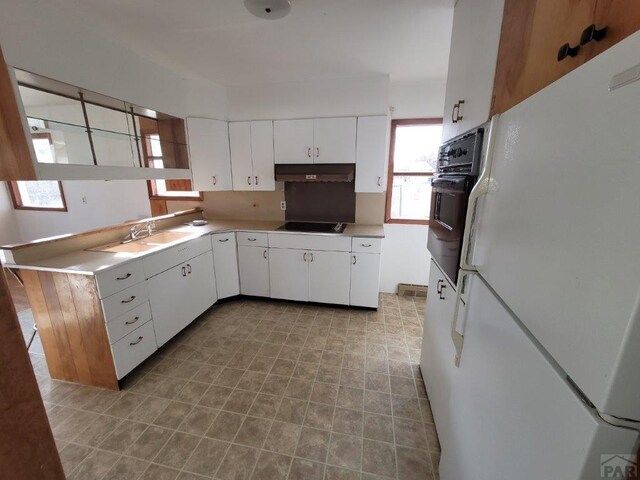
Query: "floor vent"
397 283 428 297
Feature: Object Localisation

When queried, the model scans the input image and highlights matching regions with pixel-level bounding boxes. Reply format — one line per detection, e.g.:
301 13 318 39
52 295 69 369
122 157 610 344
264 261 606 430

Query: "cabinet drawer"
351 237 382 254
143 236 211 278
269 234 351 252
105 301 152 344
211 232 236 245
237 232 269 247
95 260 145 299
101 282 149 322
111 320 157 380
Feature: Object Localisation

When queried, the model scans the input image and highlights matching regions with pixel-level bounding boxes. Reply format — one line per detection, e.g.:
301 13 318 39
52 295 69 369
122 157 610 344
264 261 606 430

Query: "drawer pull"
247 238 257 242
263 250 268 259
309 252 314 262
129 336 143 346
121 296 136 304
116 273 132 280
125 316 140 325
361 243 372 247
187 264 192 274
218 238 229 242
439 284 447 300
580 24 607 46
557 42 579 62
352 255 357 265
182 266 187 277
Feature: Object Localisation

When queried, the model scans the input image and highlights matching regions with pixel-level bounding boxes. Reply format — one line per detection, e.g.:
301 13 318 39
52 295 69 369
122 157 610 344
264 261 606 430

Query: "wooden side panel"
0 269 65 479
491 0 595 115
150 199 169 217
587 0 640 60
0 43 36 180
21 269 119 390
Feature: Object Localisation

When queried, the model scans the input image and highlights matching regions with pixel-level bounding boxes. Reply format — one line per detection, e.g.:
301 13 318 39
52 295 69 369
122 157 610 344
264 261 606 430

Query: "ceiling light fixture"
243 0 291 20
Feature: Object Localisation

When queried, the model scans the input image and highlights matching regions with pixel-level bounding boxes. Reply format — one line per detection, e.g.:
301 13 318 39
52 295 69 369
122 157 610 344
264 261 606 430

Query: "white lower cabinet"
111 320 157 379
309 250 351 305
148 250 216 347
238 246 270 297
349 252 381 308
269 248 309 302
211 233 240 299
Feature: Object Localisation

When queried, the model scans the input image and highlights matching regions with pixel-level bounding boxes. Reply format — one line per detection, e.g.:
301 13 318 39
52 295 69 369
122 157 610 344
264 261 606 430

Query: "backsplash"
284 181 356 223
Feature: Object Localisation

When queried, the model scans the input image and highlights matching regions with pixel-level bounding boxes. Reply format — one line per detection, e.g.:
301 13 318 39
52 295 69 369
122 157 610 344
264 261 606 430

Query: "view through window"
385 118 442 224
144 133 201 199
9 181 66 211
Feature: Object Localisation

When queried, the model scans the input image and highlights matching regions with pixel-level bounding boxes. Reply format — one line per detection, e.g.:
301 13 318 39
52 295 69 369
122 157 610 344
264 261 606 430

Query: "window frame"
141 129 203 202
384 118 443 225
8 180 67 212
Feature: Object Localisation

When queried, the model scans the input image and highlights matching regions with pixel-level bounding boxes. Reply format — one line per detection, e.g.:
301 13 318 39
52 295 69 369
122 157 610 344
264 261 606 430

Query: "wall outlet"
280 201 286 210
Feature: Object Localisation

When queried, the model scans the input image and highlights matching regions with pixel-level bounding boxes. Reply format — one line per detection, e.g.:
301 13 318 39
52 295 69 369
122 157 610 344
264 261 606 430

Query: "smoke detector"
243 0 291 20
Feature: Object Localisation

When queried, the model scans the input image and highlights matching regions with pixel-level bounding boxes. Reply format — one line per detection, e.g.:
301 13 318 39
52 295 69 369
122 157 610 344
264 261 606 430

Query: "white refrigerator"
424 30 640 480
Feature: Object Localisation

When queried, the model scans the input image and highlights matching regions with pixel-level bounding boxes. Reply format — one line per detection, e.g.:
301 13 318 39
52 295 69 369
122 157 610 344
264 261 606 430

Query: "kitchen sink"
88 230 194 255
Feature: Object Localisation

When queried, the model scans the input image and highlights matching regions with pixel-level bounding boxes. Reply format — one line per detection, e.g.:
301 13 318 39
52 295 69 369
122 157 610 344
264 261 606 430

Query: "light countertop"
2 220 384 275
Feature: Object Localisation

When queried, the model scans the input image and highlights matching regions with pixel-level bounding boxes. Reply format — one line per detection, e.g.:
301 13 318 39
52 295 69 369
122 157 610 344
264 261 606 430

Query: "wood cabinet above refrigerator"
0 44 192 182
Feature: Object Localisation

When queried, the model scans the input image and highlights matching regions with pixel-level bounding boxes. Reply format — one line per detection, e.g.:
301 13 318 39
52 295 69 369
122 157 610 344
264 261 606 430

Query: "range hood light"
244 0 291 20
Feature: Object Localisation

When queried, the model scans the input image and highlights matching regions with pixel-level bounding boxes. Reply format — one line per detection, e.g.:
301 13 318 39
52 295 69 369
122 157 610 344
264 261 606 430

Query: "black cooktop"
276 222 347 234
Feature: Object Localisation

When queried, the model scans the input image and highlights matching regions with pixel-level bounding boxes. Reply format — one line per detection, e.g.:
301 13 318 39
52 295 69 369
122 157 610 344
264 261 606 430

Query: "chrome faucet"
129 223 147 240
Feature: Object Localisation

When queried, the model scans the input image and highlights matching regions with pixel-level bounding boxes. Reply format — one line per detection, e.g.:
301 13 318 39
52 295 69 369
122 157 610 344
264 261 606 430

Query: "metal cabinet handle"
361 243 372 248
439 284 447 300
263 250 268 259
303 252 307 262
116 273 131 280
316 147 320 158
377 177 381 187
307 147 312 158
187 264 192 274
247 238 257 242
580 24 607 46
121 295 136 304
182 266 187 277
452 100 464 123
218 238 229 242
557 43 580 62
255 176 259 185
212 176 217 185
125 316 140 325
352 255 356 265
247 176 252 185
309 252 314 262
129 336 143 346
436 279 444 294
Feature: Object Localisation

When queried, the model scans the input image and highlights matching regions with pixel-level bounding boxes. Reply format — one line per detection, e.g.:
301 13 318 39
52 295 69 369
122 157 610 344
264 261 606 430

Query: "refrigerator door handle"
459 115 498 271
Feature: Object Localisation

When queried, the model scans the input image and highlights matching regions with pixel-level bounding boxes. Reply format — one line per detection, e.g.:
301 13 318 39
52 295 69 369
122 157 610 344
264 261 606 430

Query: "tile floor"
25 294 440 480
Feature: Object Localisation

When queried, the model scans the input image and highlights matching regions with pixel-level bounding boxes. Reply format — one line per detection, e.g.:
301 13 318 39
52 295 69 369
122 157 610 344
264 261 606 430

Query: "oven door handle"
451 115 499 368
431 176 467 193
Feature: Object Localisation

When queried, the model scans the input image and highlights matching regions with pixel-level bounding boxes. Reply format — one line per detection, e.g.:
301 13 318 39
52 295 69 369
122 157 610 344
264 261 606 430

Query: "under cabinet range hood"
274 164 355 182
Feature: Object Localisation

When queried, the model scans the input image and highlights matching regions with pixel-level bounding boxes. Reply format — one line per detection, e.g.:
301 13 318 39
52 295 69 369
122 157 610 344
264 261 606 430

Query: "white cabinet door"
419 259 456 452
238 246 270 297
274 119 314 164
269 248 309 302
184 250 217 321
229 122 254 191
349 253 381 308
355 116 388 192
313 117 356 164
441 0 504 142
309 250 351 305
187 118 233 191
211 233 240 299
147 262 190 347
251 120 275 191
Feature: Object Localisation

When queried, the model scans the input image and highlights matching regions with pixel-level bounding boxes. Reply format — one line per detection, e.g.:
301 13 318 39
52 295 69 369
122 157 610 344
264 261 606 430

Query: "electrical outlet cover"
280 201 286 210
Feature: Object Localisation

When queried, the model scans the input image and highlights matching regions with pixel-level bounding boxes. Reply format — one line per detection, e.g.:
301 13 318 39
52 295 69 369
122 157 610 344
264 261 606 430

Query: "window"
8 181 67 211
142 132 202 201
385 118 443 224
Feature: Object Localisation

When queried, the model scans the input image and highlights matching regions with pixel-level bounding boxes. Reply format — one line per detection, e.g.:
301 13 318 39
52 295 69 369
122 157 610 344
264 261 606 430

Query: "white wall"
227 75 389 120
10 181 151 242
378 79 447 292
0 186 20 245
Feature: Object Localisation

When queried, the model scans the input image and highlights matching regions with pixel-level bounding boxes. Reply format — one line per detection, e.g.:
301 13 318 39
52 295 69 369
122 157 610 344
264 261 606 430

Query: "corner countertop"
1 220 384 276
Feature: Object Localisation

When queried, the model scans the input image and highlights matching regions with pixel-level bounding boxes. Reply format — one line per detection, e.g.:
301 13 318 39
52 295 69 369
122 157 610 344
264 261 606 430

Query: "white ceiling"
46 0 454 87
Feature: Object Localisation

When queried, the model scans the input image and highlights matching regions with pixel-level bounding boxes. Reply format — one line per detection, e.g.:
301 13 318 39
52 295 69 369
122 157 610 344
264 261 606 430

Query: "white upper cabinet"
274 119 314 164
313 117 356 164
441 0 505 142
250 121 275 191
187 117 233 191
230 121 275 191
229 121 254 191
274 117 356 165
355 116 388 192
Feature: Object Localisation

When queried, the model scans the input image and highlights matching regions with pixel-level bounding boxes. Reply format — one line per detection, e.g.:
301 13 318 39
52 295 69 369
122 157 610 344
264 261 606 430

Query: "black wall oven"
427 128 484 285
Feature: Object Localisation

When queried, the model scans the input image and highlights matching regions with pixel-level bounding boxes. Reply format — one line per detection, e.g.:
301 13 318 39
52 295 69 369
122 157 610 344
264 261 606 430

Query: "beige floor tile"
154 401 194 429
59 443 93 476
396 446 434 480
66 449 120 480
263 421 301 455
182 437 229 477
206 410 244 441
154 431 201 469
327 433 362 471
362 439 397 478
139 463 180 480
304 402 335 431
216 444 260 480
250 451 292 480
275 397 307 425
127 425 174 460
289 458 325 480
234 416 272 448
333 408 363 436
295 427 331 462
